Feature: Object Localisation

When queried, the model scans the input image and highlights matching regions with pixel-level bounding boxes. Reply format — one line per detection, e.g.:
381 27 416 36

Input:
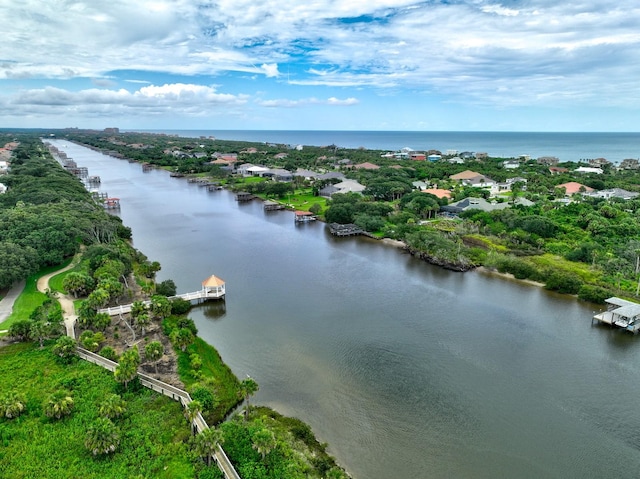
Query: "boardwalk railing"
98 289 225 316
75 347 240 479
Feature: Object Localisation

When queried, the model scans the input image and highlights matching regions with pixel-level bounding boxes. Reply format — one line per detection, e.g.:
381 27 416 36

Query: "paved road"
0 280 26 327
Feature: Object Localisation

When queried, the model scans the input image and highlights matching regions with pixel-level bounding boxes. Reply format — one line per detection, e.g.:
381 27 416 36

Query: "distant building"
556 182 594 195
423 188 452 200
575 166 603 174
583 188 639 200
502 160 521 169
620 158 640 170
537 156 560 166
353 162 380 170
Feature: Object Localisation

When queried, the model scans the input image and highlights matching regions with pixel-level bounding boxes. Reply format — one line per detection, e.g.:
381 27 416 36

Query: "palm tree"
99 393 127 419
0 391 26 419
239 376 259 419
170 328 194 352
52 336 77 363
192 427 224 466
135 312 150 336
185 400 202 435
150 295 171 320
85 417 120 456
252 428 276 460
114 348 140 390
44 390 74 419
144 341 164 373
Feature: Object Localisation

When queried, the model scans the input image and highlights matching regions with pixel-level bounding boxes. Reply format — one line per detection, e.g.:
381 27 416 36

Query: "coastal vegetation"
0 342 197 479
44 128 640 303
0 132 350 478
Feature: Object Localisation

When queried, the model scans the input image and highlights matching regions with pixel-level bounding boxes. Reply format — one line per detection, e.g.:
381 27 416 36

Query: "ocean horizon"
126 129 640 163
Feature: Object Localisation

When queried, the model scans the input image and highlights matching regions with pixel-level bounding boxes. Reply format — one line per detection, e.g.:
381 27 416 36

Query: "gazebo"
202 275 226 299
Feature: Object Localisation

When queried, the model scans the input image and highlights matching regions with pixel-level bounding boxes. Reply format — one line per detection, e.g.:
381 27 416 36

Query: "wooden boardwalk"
98 289 225 316
76 348 241 479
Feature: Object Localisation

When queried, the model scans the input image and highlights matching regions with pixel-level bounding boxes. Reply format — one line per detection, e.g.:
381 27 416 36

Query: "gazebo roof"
202 275 225 287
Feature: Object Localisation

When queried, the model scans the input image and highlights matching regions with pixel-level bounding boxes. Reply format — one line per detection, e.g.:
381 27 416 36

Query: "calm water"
50 139 640 478
131 129 640 163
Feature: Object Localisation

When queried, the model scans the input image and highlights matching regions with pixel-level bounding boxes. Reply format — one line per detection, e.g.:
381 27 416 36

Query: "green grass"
287 189 326 212
0 342 197 479
527 253 601 283
48 261 86 294
0 276 46 333
176 337 242 424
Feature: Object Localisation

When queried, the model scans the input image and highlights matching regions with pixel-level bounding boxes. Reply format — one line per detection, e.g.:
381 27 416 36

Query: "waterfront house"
264 168 293 182
319 179 366 197
236 163 256 176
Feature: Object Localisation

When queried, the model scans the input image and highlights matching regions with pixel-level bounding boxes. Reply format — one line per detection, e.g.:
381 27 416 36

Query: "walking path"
36 262 78 338
0 280 26 331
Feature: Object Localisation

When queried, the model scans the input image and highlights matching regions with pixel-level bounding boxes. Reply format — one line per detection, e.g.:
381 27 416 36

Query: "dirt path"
37 260 79 339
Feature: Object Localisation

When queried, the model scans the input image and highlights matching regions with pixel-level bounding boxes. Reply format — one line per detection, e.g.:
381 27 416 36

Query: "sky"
2 0 640 132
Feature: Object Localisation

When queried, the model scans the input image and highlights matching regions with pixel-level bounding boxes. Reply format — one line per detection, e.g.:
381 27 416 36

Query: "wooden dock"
294 211 316 223
593 297 640 333
264 200 285 211
99 275 225 316
328 223 363 236
235 192 254 202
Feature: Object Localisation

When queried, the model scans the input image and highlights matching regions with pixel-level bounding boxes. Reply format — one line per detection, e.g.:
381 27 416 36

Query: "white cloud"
258 96 359 107
2 84 248 122
3 0 640 126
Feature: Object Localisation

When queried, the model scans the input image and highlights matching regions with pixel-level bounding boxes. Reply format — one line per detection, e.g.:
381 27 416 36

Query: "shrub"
171 298 192 315
156 279 177 297
99 346 119 362
578 285 613 304
545 271 583 295
191 386 216 412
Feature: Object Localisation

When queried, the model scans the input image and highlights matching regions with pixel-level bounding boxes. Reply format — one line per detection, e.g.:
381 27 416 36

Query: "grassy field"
0 342 199 479
0 259 75 334
175 336 242 424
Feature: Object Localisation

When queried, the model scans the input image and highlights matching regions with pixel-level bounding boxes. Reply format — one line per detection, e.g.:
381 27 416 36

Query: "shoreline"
475 266 546 288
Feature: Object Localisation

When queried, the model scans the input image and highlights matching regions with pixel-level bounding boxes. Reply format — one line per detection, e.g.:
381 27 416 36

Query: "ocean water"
130 129 640 163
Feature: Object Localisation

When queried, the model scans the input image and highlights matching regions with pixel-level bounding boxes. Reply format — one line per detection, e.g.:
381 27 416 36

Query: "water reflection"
195 300 227 321
49 139 640 479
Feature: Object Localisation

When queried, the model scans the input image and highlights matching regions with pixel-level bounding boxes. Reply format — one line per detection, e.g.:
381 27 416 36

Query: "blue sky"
2 0 640 131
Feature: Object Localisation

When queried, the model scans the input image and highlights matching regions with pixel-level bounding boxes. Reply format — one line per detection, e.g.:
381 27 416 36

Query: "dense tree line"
0 136 131 289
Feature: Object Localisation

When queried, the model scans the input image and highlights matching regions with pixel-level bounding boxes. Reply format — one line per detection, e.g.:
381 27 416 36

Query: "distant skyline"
2 1 640 132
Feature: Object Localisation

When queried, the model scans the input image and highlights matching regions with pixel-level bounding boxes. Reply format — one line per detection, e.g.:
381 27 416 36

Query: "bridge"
77 348 241 479
99 274 226 316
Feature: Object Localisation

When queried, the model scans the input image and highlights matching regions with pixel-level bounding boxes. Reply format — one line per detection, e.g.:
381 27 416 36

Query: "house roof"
353 162 380 170
202 275 225 287
334 179 366 193
450 170 481 180
556 182 594 195
423 188 452 199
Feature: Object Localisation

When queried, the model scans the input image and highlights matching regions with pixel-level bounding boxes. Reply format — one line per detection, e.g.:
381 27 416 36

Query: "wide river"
51 140 640 478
